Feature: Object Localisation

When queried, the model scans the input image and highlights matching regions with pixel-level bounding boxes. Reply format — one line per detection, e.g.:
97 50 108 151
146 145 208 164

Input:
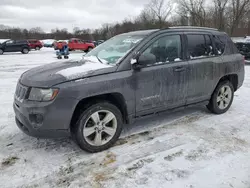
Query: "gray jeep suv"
14 27 245 152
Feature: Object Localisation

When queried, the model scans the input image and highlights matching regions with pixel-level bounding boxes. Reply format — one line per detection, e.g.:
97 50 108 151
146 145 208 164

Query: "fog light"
29 114 44 126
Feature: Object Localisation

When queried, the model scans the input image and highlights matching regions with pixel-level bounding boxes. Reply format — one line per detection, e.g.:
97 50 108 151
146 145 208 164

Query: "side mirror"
131 53 156 70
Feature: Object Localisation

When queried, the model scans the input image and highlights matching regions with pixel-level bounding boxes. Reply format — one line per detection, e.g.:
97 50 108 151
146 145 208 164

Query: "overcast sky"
0 0 149 32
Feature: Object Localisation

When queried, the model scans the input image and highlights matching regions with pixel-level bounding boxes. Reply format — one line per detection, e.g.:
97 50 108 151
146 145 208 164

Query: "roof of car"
123 26 222 36
124 29 159 36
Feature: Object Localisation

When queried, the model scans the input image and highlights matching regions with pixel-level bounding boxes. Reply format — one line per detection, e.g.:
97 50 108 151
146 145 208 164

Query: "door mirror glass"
131 53 156 70
138 53 156 65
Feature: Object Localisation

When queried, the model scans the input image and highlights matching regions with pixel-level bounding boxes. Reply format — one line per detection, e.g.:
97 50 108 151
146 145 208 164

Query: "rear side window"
16 40 27 44
187 34 215 59
213 35 226 55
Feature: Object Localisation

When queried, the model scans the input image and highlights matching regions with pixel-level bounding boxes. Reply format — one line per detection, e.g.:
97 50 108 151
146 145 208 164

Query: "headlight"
28 88 59 101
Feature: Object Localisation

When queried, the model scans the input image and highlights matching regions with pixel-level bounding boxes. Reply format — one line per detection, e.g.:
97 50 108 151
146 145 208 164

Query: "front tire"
72 102 123 153
35 46 40 50
207 81 234 114
0 49 3 55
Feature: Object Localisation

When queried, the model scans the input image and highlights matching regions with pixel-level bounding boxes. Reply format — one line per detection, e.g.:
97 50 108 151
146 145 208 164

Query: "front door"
134 34 189 116
5 40 17 52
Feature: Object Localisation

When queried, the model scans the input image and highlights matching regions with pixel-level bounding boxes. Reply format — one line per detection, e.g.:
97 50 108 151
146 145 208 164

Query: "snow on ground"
1 48 250 188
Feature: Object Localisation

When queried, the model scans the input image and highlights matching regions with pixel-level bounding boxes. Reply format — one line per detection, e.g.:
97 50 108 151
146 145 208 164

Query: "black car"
234 42 250 58
14 27 244 153
0 40 30 55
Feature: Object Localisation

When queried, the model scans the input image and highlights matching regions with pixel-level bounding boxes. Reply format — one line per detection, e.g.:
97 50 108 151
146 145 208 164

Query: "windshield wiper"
96 56 103 64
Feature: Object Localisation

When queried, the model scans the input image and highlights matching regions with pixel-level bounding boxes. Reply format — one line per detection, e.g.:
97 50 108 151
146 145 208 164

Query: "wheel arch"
216 74 238 91
70 92 129 130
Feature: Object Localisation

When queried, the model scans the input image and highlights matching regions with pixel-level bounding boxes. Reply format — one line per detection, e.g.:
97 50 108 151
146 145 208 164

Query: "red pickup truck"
68 38 95 52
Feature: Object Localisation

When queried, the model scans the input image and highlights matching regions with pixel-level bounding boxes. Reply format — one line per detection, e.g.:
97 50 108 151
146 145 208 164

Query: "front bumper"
13 96 79 138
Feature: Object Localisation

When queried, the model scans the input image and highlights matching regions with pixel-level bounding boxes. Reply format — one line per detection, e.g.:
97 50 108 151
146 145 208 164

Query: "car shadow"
1 53 29 56
122 105 209 137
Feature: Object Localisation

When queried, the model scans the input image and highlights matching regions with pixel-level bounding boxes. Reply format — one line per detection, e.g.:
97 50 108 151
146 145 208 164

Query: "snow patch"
56 61 111 79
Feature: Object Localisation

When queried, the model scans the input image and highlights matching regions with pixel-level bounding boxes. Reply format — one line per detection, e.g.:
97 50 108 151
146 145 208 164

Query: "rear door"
185 33 218 104
134 33 189 115
16 40 27 51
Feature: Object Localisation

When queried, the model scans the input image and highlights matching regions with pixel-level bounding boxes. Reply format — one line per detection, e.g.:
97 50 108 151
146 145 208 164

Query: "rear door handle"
174 67 185 72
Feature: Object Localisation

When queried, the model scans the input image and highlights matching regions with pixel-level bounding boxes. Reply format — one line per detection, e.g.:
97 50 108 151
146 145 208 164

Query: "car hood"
20 58 116 88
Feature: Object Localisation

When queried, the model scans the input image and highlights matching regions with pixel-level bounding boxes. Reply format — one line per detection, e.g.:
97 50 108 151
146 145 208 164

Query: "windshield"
84 34 144 65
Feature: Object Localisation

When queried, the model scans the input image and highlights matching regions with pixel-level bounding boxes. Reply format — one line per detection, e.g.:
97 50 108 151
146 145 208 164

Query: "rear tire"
0 49 3 55
21 48 29 54
35 46 40 50
207 81 234 114
72 102 123 153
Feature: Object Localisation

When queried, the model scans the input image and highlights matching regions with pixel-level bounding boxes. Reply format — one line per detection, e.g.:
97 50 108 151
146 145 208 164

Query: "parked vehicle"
90 40 104 47
234 42 250 58
97 40 104 45
68 38 95 52
0 40 30 55
42 39 56 48
54 40 67 50
83 40 97 46
28 39 43 50
14 27 244 152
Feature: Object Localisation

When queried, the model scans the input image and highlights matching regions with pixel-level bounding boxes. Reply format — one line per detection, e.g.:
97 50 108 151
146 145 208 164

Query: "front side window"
187 34 214 59
6 40 14 44
141 35 182 65
84 34 144 65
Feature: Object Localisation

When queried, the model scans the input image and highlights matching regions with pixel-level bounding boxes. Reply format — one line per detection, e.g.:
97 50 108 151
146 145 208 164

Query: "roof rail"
168 26 218 31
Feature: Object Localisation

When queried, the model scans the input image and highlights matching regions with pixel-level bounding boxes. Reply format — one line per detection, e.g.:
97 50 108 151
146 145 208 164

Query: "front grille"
15 83 28 101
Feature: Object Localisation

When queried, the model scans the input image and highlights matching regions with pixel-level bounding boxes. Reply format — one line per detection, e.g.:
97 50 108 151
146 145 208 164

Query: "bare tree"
148 0 173 28
213 0 229 30
227 0 250 35
177 0 207 26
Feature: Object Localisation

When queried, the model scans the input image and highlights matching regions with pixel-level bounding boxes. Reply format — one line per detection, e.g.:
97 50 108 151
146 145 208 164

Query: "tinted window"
213 35 226 55
6 40 14 44
16 40 27 44
187 34 214 59
141 35 182 64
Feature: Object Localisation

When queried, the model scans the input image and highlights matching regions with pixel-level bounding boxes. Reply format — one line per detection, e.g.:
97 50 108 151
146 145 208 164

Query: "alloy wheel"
217 85 232 110
83 110 117 146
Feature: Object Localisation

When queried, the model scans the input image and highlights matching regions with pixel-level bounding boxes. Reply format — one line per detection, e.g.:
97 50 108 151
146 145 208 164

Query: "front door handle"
174 67 185 72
